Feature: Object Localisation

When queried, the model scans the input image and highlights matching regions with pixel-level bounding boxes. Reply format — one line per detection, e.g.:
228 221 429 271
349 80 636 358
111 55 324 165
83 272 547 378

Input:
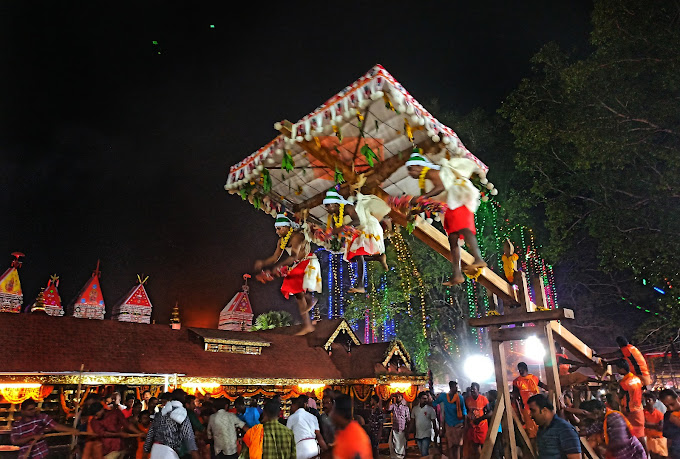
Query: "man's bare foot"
295 324 315 335
348 287 366 294
443 275 465 286
470 259 487 269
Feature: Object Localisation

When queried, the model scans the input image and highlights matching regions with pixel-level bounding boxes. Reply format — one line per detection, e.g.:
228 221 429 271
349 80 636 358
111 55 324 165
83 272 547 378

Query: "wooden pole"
69 364 85 458
491 341 518 459
480 393 504 459
541 322 563 408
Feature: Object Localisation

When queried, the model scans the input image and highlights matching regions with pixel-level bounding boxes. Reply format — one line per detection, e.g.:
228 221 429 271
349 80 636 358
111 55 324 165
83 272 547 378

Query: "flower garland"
279 228 294 250
332 204 345 228
418 167 430 194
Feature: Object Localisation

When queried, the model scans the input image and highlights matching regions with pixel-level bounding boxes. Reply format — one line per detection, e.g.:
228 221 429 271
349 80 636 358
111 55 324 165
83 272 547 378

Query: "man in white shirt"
207 398 246 459
411 391 437 458
286 395 328 459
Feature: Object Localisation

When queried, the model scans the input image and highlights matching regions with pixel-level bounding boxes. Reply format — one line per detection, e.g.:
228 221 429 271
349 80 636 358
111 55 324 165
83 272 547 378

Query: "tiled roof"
0 314 420 382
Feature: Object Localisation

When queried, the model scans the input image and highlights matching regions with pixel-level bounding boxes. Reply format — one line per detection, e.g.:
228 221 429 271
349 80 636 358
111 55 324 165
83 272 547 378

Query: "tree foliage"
499 0 680 344
251 310 293 331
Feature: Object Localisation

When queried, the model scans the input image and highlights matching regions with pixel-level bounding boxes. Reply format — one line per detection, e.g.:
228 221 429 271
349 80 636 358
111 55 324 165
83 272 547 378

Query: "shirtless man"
323 188 389 293
405 151 486 285
254 212 322 334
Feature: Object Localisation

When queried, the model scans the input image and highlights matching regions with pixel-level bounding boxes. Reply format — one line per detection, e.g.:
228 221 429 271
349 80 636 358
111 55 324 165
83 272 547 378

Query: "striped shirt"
10 413 55 459
143 410 197 454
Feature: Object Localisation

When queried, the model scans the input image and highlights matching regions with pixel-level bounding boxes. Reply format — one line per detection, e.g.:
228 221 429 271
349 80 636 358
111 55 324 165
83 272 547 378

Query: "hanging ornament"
333 125 343 142
403 118 414 144
355 110 364 129
334 167 345 184
383 94 396 112
282 151 295 172
360 144 379 168
261 169 272 193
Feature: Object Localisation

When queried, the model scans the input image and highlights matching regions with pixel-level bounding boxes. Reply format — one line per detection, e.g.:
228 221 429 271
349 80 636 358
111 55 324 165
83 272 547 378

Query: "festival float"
223 64 611 459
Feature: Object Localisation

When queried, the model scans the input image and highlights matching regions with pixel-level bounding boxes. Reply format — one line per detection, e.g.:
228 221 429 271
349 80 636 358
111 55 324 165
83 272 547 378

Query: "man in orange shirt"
617 360 647 450
465 383 490 459
513 362 548 439
331 394 372 459
602 336 652 386
644 392 668 459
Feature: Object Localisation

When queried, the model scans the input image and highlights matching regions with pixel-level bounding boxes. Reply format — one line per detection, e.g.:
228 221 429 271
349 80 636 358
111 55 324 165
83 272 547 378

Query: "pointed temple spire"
30 288 48 314
170 301 181 330
0 252 24 313
112 274 153 324
68 260 106 320
219 274 253 331
37 274 64 316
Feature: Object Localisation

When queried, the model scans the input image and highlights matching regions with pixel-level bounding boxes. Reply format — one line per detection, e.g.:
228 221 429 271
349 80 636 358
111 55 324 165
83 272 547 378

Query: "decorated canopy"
0 253 24 313
40 275 64 317
224 65 489 225
112 275 153 324
69 262 106 320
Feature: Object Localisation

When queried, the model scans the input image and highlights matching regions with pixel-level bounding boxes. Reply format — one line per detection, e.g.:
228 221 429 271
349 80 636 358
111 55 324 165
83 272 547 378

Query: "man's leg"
348 256 366 293
459 228 486 269
294 292 315 335
443 233 465 285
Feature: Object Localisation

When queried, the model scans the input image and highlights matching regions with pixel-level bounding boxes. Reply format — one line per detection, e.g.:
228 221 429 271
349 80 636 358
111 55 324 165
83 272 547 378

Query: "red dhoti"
443 205 476 237
280 254 322 299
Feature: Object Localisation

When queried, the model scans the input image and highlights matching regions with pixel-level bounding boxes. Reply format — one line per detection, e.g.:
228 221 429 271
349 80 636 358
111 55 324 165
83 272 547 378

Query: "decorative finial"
49 274 60 288
137 274 149 285
10 252 25 269
242 274 251 293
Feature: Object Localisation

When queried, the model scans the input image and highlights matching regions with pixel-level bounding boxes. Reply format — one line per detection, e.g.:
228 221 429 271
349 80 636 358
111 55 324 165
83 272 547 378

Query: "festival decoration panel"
112 284 153 324
0 267 23 313
70 275 106 320
224 65 489 224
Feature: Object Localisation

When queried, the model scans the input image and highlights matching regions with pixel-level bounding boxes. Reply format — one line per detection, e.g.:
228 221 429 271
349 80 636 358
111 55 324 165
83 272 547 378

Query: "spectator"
527 394 581 459
259 398 295 458
235 396 261 428
464 382 490 459
432 381 467 459
207 398 246 459
411 391 436 458
147 397 159 419
141 391 152 411
319 394 335 446
331 394 372 459
366 395 384 458
10 398 79 459
90 400 130 459
287 395 327 458
122 394 136 418
387 392 410 459
659 389 680 459
144 389 199 459
615 359 646 449
644 392 668 459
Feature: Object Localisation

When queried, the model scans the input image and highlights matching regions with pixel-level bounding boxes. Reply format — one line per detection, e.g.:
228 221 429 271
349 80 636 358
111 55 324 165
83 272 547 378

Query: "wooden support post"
492 341 518 459
511 409 536 459
540 321 563 408
513 271 533 313
531 275 548 310
580 437 601 458
480 393 504 459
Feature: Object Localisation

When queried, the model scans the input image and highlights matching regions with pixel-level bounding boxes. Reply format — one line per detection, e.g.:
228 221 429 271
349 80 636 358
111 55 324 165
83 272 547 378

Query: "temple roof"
220 291 252 316
0 314 423 385
0 267 22 297
224 64 489 224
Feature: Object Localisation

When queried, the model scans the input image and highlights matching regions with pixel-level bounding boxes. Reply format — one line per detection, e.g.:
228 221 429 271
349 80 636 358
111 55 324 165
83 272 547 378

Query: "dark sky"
0 1 593 328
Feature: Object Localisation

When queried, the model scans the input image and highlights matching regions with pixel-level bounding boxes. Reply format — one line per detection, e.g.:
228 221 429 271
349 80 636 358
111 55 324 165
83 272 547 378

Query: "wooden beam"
279 120 524 309
492 342 518 459
550 321 598 363
542 321 563 407
489 326 544 343
388 210 520 304
510 409 537 459
580 437 601 459
279 121 357 184
480 393 504 459
532 275 548 310
470 308 574 328
291 142 427 212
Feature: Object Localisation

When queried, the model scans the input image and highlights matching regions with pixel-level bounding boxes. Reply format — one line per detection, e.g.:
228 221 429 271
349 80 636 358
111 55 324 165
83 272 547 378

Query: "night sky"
1 1 592 328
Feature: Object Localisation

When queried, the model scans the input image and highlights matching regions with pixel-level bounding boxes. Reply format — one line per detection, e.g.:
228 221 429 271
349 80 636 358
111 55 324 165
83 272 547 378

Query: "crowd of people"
12 335 680 459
